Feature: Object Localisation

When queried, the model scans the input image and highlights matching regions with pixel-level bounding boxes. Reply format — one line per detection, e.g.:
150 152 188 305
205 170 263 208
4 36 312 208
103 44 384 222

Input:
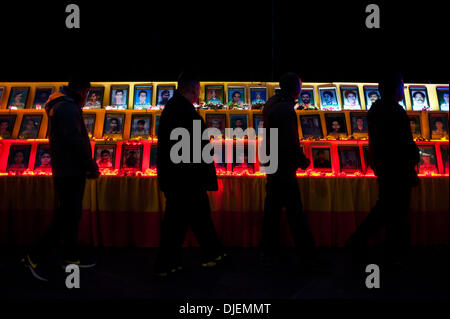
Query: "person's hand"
86 159 100 179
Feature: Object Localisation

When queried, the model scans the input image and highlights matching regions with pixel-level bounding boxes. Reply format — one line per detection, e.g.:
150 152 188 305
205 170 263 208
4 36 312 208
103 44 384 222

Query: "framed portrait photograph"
340 86 361 110
94 143 116 169
130 114 152 138
8 87 30 109
103 113 125 138
34 144 52 170
33 87 53 109
362 145 373 174
82 113 96 138
0 86 5 105
150 144 158 169
18 114 43 139
440 144 449 174
297 88 316 109
205 113 226 136
7 144 31 170
249 87 267 105
312 147 332 171
253 114 264 132
232 144 254 173
338 146 362 172
299 114 323 138
318 87 340 110
229 114 248 131
133 85 153 109
156 86 175 106
436 86 449 111
212 141 226 169
121 144 143 170
85 87 104 108
428 113 448 139
0 115 17 139
227 86 246 107
325 113 347 136
350 112 368 134
110 85 129 110
363 86 380 110
417 145 438 174
408 114 422 138
154 114 161 137
205 85 224 106
410 86 430 111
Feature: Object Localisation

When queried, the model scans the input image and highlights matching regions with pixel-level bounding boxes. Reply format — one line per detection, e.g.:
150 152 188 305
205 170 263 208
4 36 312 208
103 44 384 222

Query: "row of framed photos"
1 83 449 111
2 140 448 175
0 110 448 140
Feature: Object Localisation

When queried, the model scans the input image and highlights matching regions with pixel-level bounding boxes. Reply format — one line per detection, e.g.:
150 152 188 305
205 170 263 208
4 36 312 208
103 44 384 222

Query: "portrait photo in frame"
85 87 104 108
299 114 323 138
318 87 340 110
33 87 53 109
133 85 153 109
94 143 116 169
409 86 430 111
0 115 17 139
312 146 332 171
130 114 152 138
340 86 361 110
249 87 267 105
338 145 362 172
350 112 368 134
103 113 125 138
18 114 43 139
227 86 246 107
34 144 52 170
7 144 31 170
82 113 96 138
325 113 347 137
417 145 438 174
110 85 129 110
8 87 30 109
436 86 449 111
205 85 224 106
121 144 143 170
205 113 226 136
156 86 175 106
428 113 448 139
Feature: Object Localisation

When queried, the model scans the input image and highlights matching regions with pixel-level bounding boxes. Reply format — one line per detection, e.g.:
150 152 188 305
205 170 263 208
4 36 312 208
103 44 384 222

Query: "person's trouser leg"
284 176 316 257
188 191 223 262
260 176 283 257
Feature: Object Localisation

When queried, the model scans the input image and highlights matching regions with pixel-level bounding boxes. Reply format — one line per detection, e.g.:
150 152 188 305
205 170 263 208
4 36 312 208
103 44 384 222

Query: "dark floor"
0 246 448 300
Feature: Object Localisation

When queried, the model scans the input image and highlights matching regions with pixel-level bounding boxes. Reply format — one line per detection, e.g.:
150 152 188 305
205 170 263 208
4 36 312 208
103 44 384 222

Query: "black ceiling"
0 0 448 83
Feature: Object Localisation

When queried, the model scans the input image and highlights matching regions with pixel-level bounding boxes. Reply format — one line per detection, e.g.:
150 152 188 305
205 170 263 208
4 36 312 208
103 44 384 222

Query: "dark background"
0 0 448 83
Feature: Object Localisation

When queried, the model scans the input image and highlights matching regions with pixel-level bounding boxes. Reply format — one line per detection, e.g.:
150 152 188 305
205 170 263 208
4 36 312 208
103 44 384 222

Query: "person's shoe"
201 253 230 268
61 256 97 269
22 255 49 282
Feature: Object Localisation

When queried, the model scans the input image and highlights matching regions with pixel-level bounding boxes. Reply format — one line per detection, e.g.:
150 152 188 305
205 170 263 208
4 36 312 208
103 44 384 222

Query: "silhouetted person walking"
23 78 100 281
155 71 225 276
260 72 324 271
346 72 420 265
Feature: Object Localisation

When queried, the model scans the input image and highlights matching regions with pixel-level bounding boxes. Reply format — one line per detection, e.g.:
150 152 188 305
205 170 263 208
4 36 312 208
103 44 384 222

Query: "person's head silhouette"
280 72 302 99
378 71 404 103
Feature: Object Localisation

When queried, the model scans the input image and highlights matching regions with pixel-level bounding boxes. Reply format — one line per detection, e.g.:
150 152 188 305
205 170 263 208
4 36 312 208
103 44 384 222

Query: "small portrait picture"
232 144 254 172
0 115 16 138
227 87 245 107
34 144 52 170
325 113 347 136
103 113 125 138
212 142 226 169
205 85 224 106
410 87 430 111
133 86 152 109
94 144 116 169
33 87 53 109
131 115 152 138
312 147 332 170
150 144 158 169
229 114 248 131
319 87 339 110
363 86 380 110
338 146 362 172
7 145 31 170
8 87 30 109
250 87 267 105
436 86 449 111
156 86 175 106
363 146 373 173
18 115 43 139
408 115 422 138
297 88 315 109
417 146 438 174
82 113 96 138
253 114 264 132
350 113 368 134
110 86 129 109
205 114 226 136
300 115 323 138
440 145 449 174
429 113 448 139
154 115 161 137
340 86 361 110
121 145 143 170
85 87 104 108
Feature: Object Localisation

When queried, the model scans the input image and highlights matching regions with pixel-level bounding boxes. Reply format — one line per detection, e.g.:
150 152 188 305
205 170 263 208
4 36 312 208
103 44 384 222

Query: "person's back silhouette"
346 71 420 264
